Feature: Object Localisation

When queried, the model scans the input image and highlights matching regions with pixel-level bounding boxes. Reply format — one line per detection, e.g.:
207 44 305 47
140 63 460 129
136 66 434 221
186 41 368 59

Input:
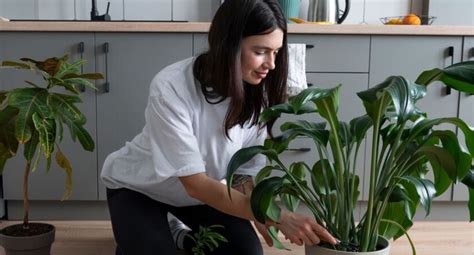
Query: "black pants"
106 188 263 255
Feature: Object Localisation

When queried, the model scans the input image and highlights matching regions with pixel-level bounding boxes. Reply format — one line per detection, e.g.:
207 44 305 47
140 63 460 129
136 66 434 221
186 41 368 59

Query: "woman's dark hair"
193 0 288 138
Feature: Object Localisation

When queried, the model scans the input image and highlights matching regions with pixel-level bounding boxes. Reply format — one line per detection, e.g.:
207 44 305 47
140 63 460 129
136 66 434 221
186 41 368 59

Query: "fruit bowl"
380 15 436 25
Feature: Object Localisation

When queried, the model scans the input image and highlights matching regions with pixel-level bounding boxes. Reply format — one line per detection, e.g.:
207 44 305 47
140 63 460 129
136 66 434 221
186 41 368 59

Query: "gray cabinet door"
1 33 97 200
369 36 463 201
453 36 474 201
275 73 369 199
96 33 193 200
288 35 370 73
193 33 208 56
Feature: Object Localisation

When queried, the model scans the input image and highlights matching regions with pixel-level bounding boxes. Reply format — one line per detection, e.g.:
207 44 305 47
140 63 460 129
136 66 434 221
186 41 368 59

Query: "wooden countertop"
0 21 473 36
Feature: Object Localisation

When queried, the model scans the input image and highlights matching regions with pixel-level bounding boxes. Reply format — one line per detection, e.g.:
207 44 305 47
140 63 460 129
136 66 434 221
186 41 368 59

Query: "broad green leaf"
250 176 283 223
281 193 300 212
408 117 474 156
358 78 397 122
311 86 340 123
311 159 336 193
56 147 73 200
401 176 436 215
289 86 328 113
415 68 443 86
268 226 288 250
62 73 104 80
385 76 418 123
255 165 275 184
0 106 19 160
7 88 51 143
66 78 97 91
380 219 416 255
32 113 56 171
266 199 281 223
47 93 85 125
442 61 474 87
226 145 273 196
350 115 373 143
378 201 413 240
23 130 39 161
430 130 472 181
416 61 474 93
70 124 94 152
259 104 293 123
54 59 84 78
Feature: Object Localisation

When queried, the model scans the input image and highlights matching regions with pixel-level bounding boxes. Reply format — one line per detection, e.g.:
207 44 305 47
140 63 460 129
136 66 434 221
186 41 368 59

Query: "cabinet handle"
77 42 86 93
306 44 314 49
446 46 454 95
286 148 311 152
103 42 110 93
307 83 313 87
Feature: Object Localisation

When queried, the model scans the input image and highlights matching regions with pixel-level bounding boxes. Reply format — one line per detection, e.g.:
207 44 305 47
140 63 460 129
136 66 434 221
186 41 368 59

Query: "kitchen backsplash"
0 0 468 25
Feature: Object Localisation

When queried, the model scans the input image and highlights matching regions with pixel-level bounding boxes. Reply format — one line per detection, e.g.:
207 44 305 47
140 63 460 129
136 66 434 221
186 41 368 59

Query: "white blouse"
101 58 266 206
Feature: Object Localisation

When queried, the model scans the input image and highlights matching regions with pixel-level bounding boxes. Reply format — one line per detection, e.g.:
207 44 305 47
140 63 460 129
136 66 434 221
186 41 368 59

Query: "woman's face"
240 28 284 85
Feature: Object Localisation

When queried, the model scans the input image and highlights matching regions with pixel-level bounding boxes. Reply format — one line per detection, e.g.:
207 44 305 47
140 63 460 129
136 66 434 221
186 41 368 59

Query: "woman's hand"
270 210 337 246
254 221 273 247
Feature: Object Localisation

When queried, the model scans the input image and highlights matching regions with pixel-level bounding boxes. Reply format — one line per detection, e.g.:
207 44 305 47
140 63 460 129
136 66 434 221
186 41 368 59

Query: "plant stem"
23 161 31 229
361 94 388 251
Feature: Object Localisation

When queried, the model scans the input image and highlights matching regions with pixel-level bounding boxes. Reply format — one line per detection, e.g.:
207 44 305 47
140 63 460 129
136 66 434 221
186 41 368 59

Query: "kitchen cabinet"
368 35 463 201
95 33 193 200
453 36 474 201
1 33 98 200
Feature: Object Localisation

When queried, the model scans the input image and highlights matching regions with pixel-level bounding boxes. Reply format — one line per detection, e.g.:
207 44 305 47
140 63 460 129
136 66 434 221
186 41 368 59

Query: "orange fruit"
402 14 421 25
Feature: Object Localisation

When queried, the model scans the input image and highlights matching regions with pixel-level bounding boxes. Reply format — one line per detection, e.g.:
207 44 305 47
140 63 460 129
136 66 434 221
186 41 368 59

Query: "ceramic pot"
305 236 390 255
0 223 55 255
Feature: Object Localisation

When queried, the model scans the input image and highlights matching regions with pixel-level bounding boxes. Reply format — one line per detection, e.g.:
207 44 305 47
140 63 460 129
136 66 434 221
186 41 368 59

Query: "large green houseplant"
0 55 102 254
227 61 474 254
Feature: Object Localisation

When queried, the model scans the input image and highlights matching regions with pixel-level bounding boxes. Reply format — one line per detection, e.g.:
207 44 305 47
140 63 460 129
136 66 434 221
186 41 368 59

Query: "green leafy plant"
227 61 474 253
0 55 103 232
186 225 228 255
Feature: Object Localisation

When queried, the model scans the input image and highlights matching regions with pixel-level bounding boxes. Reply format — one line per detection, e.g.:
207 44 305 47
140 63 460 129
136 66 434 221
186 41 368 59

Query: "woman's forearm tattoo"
232 174 253 195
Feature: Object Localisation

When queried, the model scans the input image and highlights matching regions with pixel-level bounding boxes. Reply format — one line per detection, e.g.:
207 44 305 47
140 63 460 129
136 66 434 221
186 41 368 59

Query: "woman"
101 0 336 254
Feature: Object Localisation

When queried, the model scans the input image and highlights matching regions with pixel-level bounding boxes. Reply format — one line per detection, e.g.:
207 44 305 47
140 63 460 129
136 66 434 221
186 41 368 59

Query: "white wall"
0 0 470 25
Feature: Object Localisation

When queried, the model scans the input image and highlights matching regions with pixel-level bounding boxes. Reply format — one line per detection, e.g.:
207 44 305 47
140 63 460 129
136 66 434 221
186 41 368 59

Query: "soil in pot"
306 236 390 255
0 223 54 237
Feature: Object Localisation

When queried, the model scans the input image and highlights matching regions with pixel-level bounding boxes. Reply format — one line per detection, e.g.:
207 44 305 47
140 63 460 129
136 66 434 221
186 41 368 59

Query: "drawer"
288 35 370 73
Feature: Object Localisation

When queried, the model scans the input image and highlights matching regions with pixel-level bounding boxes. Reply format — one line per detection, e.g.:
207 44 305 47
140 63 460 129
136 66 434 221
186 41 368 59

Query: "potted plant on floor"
227 61 474 254
0 55 103 255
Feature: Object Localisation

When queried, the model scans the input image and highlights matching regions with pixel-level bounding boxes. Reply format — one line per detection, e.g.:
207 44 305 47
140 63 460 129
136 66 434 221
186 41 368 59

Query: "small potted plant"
0 55 103 255
227 61 474 254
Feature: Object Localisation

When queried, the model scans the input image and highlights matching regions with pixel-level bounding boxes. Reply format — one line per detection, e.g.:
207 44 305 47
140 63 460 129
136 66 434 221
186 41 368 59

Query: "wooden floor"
0 221 472 255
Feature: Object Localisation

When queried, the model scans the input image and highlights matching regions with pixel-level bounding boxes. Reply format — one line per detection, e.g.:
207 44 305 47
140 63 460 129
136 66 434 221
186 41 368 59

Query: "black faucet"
91 0 111 21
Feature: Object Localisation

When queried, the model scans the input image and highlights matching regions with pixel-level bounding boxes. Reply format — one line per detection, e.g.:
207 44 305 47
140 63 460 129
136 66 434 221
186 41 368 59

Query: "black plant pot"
0 223 55 255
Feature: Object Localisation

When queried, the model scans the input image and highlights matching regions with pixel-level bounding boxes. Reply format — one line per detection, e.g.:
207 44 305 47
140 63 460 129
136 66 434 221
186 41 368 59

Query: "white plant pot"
305 237 390 255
